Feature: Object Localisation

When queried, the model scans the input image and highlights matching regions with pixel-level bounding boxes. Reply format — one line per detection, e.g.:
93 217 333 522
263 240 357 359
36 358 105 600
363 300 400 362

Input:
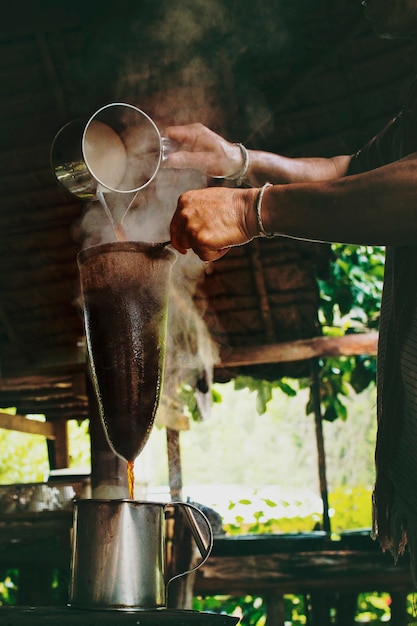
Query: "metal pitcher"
51 102 177 200
68 499 213 611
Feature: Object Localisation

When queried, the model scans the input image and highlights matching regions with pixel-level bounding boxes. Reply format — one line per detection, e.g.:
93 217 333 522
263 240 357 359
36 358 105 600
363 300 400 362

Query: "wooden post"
166 428 183 501
264 593 285 625
165 428 196 610
309 358 331 534
47 420 68 470
390 592 409 626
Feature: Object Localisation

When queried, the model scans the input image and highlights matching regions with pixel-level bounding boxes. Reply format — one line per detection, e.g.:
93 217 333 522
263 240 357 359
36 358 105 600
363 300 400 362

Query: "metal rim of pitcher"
82 102 163 195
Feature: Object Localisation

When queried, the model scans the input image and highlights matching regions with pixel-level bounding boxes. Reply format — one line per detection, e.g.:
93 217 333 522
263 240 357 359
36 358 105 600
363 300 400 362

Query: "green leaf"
323 405 338 422
262 498 277 508
255 384 272 414
211 387 223 403
277 381 297 396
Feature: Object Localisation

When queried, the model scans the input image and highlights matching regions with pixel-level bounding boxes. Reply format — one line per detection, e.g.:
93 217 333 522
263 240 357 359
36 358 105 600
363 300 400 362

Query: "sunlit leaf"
262 498 277 507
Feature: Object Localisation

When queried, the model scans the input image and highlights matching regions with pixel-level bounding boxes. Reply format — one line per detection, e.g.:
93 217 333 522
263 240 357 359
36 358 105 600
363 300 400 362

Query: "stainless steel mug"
51 103 177 200
68 499 213 610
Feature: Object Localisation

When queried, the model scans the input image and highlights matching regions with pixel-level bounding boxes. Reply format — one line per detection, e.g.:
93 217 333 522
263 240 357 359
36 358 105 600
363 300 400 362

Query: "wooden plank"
0 412 55 439
194 549 412 595
217 332 378 368
48 420 68 468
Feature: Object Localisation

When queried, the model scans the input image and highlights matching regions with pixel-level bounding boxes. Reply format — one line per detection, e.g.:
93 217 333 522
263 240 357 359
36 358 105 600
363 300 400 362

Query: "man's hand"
164 123 244 179
170 187 259 261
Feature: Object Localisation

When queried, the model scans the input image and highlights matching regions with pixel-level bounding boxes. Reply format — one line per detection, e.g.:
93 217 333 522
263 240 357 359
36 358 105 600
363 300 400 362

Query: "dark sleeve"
348 77 417 176
347 115 403 176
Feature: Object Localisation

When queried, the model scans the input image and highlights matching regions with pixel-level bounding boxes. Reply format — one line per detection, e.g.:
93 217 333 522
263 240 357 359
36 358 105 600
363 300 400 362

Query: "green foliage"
67 420 91 468
232 354 377 424
193 594 312 625
312 244 382 422
193 591 417 624
179 383 223 421
329 486 373 532
225 514 320 535
319 244 384 330
193 595 264 625
234 376 297 415
0 417 90 485
222 485 373 535
305 354 377 423
0 570 18 606
0 410 49 484
356 592 392 623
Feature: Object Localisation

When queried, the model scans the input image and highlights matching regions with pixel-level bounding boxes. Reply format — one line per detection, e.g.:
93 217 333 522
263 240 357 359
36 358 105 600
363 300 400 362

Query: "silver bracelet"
224 143 249 186
255 182 275 238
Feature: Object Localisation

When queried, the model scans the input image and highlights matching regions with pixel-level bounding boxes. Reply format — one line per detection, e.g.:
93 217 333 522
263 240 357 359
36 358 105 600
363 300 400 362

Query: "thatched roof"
0 0 414 423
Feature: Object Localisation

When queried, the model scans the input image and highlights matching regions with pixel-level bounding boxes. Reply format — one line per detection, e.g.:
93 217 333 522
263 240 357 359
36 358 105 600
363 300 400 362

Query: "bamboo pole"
310 358 331 535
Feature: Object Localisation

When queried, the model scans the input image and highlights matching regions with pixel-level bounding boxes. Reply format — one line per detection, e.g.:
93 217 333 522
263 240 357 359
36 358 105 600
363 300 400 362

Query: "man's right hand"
163 123 245 179
170 186 259 261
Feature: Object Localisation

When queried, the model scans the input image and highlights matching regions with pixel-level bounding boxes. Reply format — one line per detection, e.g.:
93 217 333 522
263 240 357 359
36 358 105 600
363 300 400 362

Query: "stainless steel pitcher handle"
164 501 213 587
161 137 180 162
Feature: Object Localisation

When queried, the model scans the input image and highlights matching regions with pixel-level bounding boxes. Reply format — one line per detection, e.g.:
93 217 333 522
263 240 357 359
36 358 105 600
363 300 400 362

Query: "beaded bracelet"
255 182 275 238
224 143 249 187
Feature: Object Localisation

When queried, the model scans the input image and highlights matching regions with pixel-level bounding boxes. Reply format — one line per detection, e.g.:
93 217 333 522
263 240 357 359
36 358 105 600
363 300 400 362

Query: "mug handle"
161 137 180 162
164 501 214 587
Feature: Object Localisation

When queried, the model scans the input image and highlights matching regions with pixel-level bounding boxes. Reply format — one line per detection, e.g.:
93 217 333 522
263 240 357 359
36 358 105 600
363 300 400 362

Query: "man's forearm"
260 153 417 246
246 151 352 186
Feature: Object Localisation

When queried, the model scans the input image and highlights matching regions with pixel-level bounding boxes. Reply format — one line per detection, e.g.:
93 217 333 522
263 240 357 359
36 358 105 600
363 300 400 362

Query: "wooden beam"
0 412 55 439
194 539 411 596
48 420 68 469
195 550 413 595
217 332 378 368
